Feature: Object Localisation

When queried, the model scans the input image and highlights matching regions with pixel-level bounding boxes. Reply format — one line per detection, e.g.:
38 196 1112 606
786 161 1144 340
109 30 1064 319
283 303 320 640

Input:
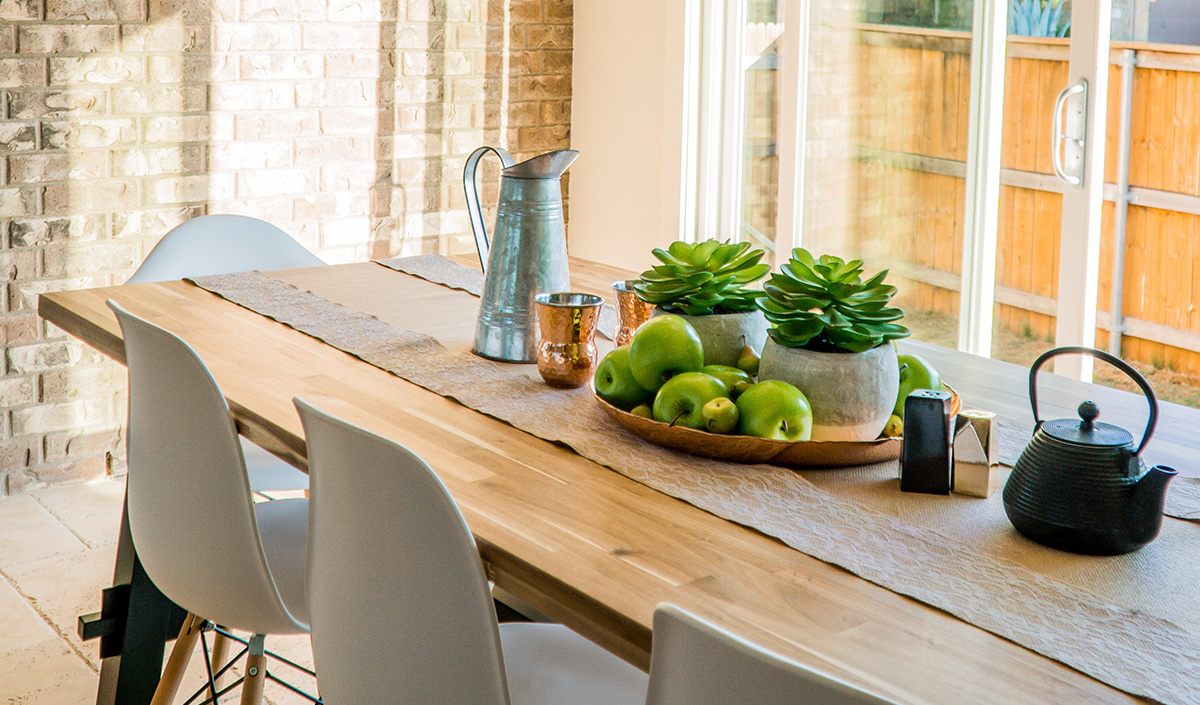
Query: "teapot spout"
1128 465 1178 544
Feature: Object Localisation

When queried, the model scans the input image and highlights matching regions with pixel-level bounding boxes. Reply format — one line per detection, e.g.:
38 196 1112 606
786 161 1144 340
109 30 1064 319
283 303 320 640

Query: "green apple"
701 364 753 393
701 397 740 434
652 372 728 430
630 403 653 419
894 353 942 418
628 315 705 392
735 380 812 441
594 347 654 410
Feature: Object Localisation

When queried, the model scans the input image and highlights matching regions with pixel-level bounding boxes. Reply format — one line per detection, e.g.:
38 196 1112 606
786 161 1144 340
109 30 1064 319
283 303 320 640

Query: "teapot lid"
1042 401 1133 448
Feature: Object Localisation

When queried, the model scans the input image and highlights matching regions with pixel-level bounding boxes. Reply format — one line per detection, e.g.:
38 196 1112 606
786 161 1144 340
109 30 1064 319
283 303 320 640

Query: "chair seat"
242 439 310 494
500 622 648 705
252 498 310 630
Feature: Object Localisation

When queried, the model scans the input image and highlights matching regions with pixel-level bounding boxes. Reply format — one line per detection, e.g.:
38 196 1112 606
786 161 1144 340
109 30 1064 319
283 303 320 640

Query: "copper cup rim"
611 280 640 294
534 292 603 308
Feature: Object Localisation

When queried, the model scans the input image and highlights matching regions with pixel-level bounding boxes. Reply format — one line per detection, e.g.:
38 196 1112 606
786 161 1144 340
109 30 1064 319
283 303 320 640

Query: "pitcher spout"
503 149 579 179
1128 464 1178 544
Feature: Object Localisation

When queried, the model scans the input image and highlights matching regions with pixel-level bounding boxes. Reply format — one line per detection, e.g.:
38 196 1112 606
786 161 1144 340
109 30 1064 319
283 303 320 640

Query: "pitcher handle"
1029 346 1159 456
463 146 515 270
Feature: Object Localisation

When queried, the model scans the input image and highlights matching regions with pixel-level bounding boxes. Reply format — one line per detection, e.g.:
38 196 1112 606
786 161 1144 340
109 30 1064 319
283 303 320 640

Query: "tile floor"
0 477 315 705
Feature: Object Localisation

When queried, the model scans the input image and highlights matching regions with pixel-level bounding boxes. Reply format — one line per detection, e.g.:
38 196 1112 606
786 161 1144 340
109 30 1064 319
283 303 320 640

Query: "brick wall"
0 0 572 495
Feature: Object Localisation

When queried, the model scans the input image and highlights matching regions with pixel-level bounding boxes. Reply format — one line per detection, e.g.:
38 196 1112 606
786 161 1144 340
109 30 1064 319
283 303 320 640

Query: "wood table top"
40 255 1175 705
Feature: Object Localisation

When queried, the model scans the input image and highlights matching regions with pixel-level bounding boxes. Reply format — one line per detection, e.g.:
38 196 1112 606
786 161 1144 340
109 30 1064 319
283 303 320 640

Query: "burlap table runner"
379 255 1200 524
377 253 621 341
189 263 1200 705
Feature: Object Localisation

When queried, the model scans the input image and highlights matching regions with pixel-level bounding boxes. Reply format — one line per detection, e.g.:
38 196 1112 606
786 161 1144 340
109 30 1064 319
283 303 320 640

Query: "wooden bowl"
594 386 960 469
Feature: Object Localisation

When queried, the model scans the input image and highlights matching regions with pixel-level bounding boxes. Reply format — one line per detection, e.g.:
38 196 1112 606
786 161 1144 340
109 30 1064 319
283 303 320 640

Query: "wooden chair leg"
209 628 231 690
150 613 205 705
239 634 267 705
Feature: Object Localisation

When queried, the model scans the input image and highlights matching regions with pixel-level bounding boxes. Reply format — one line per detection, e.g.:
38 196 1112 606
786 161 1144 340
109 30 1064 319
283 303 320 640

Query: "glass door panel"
795 3 977 350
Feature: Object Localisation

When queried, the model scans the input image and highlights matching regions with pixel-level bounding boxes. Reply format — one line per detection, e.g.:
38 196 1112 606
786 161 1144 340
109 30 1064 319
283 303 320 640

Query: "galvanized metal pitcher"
464 146 579 362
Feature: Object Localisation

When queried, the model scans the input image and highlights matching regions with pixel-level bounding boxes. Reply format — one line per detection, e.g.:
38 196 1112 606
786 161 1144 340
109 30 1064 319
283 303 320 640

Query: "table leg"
78 493 187 705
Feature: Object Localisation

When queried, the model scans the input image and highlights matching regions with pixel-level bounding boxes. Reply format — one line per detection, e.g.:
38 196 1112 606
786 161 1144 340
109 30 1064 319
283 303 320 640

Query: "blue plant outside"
1008 0 1071 38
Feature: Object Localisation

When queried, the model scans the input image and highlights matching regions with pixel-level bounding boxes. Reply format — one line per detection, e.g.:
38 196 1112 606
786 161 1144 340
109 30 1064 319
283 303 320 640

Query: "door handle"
1052 80 1087 188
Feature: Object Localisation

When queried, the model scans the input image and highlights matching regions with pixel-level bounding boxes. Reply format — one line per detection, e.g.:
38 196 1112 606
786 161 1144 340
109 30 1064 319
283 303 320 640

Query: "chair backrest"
294 398 511 705
646 605 899 705
125 214 324 284
109 301 306 636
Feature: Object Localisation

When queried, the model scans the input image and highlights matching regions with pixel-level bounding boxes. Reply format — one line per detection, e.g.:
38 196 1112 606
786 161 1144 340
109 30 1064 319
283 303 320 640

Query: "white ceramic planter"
758 339 899 442
651 308 768 367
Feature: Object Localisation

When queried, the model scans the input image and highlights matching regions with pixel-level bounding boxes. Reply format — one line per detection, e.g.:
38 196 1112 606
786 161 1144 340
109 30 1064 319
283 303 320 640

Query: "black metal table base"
79 493 186 705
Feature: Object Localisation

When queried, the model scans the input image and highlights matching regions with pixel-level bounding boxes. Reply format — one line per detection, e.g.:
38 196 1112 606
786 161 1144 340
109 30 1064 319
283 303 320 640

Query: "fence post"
1108 48 1136 358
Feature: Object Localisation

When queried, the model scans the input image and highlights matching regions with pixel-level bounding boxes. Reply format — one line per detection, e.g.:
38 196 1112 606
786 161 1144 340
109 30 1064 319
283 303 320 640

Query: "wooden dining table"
39 255 1200 705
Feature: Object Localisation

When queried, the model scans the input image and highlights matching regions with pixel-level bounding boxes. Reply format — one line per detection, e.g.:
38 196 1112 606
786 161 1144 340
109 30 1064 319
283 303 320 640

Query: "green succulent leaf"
756 247 908 353
635 238 769 314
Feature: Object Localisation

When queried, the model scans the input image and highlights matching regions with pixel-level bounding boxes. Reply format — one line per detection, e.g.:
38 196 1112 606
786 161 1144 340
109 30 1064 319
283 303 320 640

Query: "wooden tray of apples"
594 385 960 469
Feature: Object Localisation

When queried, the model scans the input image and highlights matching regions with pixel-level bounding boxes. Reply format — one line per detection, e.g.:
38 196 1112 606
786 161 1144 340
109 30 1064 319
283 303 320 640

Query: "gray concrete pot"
758 339 899 442
651 308 768 367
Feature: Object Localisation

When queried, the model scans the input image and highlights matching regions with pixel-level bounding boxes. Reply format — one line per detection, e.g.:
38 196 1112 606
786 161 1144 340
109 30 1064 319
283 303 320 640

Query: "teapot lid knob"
1078 400 1100 429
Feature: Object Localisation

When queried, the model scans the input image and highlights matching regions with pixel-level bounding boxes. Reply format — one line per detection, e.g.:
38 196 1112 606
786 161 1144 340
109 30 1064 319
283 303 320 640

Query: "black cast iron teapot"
1002 347 1177 555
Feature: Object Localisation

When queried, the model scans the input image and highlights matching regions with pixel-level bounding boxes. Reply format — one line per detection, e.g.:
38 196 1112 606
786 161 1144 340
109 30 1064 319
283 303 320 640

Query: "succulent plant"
1008 0 1070 38
634 240 769 315
759 248 909 353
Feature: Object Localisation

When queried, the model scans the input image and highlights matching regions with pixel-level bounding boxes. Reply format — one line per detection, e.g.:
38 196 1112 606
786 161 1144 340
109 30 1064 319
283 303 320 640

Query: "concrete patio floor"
0 477 315 705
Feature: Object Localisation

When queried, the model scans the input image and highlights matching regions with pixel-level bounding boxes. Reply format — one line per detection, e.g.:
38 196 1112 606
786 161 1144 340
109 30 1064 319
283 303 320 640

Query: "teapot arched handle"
1029 346 1159 455
463 146 515 271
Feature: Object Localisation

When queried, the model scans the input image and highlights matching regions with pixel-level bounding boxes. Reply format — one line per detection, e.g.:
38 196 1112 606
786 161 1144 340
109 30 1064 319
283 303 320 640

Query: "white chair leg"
150 613 205 705
239 633 267 705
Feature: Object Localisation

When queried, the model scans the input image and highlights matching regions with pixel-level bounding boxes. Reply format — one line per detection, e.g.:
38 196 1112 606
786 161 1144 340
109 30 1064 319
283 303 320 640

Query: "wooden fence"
852 27 1200 377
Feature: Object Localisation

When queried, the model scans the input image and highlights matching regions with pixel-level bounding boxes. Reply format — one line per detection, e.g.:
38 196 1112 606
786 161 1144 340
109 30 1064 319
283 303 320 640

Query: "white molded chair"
646 605 899 705
127 214 322 494
110 301 310 705
126 214 324 284
294 398 649 705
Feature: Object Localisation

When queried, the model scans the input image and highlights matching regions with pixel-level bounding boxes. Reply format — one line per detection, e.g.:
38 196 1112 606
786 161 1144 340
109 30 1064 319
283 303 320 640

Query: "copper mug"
534 292 603 388
612 280 655 347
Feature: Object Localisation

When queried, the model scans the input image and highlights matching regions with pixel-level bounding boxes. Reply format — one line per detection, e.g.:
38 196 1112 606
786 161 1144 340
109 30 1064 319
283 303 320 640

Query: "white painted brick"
302 23 377 51
240 54 323 81
144 114 235 143
0 58 47 88
46 0 143 21
146 173 237 205
112 84 207 114
213 23 301 53
320 218 372 248
235 167 317 198
120 23 209 53
295 80 376 108
113 145 205 177
328 0 383 22
207 197 292 225
235 110 320 140
324 52 383 78
208 141 292 170
209 82 295 110
42 119 137 150
18 25 119 55
11 399 110 435
321 163 380 191
49 56 144 85
238 0 326 22
318 108 381 135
